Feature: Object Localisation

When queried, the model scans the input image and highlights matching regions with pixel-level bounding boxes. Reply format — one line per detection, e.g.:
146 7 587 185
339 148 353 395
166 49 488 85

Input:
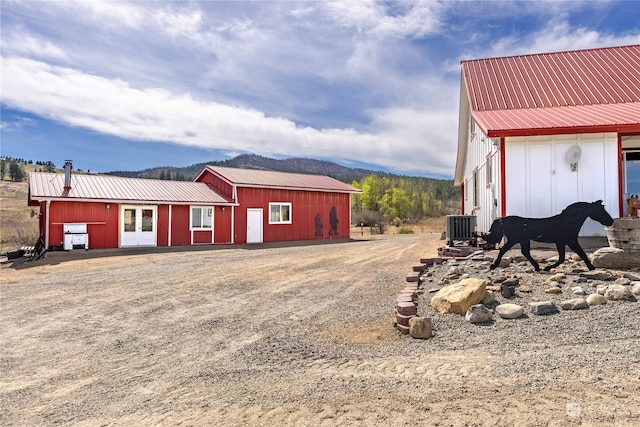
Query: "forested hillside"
107 154 461 223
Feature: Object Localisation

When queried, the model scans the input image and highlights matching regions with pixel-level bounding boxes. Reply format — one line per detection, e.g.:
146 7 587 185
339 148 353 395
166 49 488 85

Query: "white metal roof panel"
29 172 232 204
204 166 362 193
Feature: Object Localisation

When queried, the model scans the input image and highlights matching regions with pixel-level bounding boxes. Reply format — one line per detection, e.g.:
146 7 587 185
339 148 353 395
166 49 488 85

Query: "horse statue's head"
588 200 614 226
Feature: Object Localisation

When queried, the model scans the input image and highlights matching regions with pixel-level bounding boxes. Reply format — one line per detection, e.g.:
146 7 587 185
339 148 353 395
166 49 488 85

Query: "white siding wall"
462 122 501 232
504 133 619 236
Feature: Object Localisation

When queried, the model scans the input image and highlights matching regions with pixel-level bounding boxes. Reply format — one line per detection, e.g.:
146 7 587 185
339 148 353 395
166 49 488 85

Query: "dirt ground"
1 233 638 426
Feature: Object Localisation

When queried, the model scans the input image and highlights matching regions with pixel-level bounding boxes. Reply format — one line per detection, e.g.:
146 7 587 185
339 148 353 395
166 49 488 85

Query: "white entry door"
246 208 263 243
121 205 157 247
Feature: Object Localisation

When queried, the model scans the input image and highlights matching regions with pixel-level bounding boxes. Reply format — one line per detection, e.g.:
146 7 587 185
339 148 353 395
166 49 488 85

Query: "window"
473 171 479 207
191 207 213 229
269 203 292 224
624 151 640 195
486 155 493 185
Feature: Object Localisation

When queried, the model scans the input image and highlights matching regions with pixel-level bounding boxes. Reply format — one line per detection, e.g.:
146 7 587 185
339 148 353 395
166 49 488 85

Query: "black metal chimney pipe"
64 160 73 189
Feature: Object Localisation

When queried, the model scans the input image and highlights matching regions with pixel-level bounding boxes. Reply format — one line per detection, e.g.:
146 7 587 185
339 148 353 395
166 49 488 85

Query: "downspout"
460 182 465 215
500 137 507 217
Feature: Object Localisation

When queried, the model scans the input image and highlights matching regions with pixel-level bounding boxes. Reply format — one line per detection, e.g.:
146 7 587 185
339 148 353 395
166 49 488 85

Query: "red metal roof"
461 44 640 135
202 166 362 193
29 172 232 204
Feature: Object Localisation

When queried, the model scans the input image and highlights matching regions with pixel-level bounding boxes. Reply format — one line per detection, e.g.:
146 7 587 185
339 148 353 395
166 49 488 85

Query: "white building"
455 44 640 236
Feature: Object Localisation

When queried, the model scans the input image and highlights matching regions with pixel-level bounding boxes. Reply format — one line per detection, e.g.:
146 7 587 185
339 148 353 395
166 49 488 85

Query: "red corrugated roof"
29 172 232 204
461 44 640 135
203 166 362 193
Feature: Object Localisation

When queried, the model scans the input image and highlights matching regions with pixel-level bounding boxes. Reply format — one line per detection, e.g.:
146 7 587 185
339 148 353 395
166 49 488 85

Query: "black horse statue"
482 200 614 271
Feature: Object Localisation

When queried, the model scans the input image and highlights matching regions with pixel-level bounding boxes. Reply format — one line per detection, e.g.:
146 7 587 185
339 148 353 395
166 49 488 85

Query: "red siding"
234 187 351 243
46 201 118 249
214 206 233 243
197 172 233 200
170 205 191 246
193 230 212 244
157 205 169 247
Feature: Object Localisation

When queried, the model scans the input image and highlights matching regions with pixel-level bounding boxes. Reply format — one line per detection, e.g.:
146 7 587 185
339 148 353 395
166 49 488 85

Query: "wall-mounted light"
221 206 226 212
565 145 582 172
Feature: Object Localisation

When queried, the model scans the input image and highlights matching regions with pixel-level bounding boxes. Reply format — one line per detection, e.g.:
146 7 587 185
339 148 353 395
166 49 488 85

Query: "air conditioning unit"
446 215 477 247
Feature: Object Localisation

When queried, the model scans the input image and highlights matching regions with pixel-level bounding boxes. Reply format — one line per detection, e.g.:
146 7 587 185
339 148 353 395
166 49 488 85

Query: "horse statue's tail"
482 219 504 244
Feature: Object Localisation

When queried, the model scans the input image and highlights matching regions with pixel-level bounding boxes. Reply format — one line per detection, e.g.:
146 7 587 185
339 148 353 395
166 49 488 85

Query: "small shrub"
398 227 414 234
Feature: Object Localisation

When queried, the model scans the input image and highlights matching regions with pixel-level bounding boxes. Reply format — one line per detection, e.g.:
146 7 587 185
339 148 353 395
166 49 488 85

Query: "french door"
121 205 157 247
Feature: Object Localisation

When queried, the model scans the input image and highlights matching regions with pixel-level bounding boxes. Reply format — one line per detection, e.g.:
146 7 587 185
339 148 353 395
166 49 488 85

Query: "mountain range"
108 154 399 183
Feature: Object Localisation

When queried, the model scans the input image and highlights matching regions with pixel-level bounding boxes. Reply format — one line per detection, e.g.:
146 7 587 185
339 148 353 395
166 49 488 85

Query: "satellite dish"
565 145 581 171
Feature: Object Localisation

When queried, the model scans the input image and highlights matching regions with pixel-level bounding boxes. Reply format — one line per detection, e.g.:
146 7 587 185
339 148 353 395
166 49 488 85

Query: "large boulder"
431 278 488 314
590 247 640 270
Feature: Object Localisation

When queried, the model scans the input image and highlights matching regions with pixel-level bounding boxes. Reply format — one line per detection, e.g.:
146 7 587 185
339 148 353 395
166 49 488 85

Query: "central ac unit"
446 215 477 247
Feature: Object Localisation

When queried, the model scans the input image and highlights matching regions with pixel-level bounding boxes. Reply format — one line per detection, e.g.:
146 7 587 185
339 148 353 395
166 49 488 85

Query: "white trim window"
269 202 292 224
191 206 213 229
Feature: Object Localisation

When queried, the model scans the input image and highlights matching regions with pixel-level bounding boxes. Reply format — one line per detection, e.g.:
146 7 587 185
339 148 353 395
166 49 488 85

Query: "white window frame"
269 202 292 224
190 206 213 230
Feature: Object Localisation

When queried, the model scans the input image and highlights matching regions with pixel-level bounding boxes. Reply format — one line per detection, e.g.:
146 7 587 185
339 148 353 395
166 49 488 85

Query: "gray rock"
586 293 608 306
529 301 558 315
446 265 465 277
580 270 617 281
481 290 497 305
465 304 494 324
615 277 632 286
495 303 524 319
409 317 433 339
623 272 640 281
503 277 519 287
560 298 588 310
498 257 511 268
604 284 632 301
545 274 566 284
500 283 515 298
591 247 640 270
571 286 585 295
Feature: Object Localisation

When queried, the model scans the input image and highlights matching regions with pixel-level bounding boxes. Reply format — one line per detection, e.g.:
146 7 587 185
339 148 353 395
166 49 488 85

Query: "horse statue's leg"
543 242 566 271
567 240 596 271
490 240 517 270
519 240 540 271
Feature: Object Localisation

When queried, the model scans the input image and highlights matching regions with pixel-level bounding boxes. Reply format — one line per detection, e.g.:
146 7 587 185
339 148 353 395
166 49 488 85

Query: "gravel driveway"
1 234 639 426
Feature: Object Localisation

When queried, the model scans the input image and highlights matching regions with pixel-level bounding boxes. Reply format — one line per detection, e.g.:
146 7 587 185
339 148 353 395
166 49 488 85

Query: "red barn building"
28 162 361 250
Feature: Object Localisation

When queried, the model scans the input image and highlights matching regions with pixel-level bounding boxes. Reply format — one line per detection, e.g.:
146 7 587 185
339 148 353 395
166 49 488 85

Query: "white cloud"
486 18 640 58
1 56 453 175
2 1 637 177
1 32 67 60
323 1 443 39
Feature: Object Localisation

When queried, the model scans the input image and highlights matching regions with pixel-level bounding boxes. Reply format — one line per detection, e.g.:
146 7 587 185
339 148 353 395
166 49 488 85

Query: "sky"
1 1 639 178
